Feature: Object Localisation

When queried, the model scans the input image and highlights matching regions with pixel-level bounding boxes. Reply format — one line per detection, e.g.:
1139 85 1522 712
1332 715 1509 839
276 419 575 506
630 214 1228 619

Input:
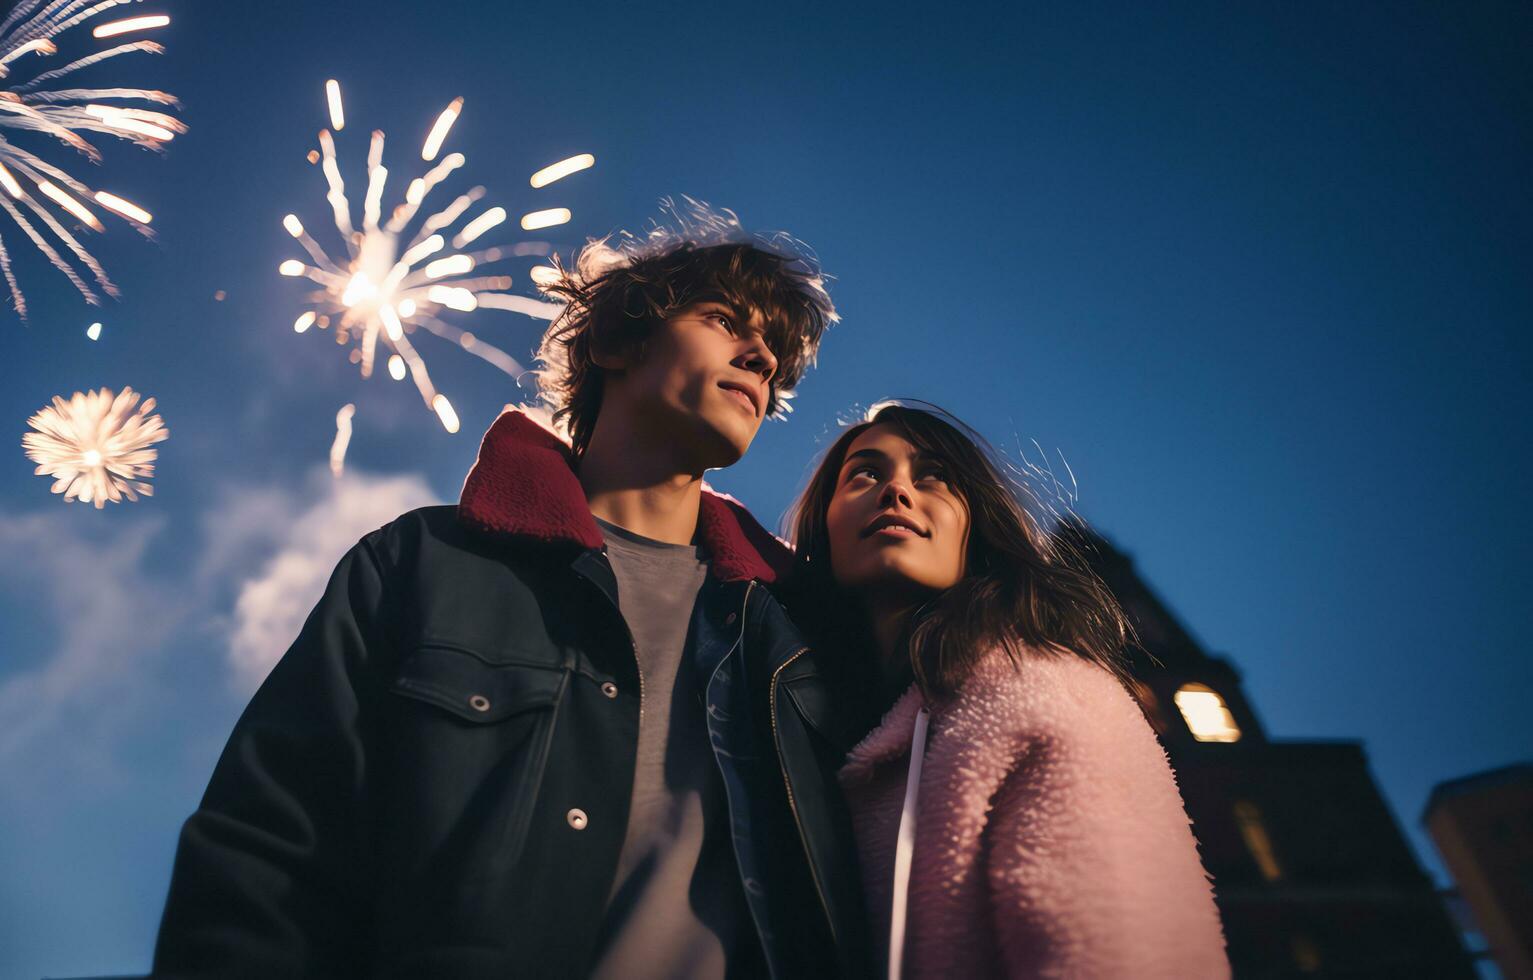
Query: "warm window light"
1233 800 1284 881
1290 935 1322 973
1173 683 1241 742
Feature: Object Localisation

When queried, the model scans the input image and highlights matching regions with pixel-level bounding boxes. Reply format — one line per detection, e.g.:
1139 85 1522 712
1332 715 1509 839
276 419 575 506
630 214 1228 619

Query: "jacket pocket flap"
392 644 566 723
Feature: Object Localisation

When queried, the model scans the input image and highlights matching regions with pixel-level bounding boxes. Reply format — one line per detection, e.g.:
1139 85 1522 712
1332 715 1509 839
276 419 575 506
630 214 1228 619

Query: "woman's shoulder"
946 644 1152 746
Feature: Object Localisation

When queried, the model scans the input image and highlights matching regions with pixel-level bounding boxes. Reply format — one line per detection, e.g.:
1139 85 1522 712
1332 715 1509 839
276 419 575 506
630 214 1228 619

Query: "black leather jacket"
154 416 869 980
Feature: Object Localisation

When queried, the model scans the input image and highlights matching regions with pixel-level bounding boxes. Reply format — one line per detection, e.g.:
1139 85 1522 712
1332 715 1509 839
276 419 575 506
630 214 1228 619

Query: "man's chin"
705 436 751 470
694 418 758 469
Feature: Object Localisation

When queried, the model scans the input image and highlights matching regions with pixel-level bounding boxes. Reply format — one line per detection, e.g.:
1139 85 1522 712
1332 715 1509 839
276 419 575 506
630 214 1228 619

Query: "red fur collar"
458 410 790 584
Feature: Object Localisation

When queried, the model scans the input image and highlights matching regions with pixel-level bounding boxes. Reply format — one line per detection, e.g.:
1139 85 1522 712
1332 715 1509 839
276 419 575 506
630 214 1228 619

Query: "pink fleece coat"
839 648 1229 979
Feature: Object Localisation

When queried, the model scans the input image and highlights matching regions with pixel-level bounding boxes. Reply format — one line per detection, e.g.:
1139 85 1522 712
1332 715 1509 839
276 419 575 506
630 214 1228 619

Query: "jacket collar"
458 409 791 584
839 682 927 780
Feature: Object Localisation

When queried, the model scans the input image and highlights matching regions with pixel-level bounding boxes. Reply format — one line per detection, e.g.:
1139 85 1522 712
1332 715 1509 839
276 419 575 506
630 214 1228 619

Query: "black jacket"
153 413 869 979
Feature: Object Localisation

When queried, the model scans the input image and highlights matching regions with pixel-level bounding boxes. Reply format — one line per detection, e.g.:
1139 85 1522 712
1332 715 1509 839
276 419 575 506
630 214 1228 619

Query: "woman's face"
824 424 970 601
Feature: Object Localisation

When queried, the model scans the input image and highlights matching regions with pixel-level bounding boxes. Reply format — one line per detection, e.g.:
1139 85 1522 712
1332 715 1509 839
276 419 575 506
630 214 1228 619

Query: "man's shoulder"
361 504 562 578
359 503 459 557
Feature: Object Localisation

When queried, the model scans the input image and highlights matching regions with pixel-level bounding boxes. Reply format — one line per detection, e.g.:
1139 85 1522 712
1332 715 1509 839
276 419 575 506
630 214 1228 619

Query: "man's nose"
737 341 777 381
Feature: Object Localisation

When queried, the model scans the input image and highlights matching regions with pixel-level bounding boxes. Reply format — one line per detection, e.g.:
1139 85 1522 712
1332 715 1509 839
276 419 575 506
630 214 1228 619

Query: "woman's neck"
864 595 918 694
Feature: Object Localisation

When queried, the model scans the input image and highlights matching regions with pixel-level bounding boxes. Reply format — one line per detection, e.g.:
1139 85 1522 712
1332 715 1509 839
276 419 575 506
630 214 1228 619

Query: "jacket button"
566 808 589 830
725 612 737 625
600 681 618 699
468 694 491 712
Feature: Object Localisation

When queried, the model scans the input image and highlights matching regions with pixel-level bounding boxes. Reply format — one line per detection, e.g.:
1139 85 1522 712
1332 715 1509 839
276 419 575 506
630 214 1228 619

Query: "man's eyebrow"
700 300 771 334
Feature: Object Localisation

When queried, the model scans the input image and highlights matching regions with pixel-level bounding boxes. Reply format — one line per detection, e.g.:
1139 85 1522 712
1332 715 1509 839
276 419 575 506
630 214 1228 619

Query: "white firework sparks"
22 385 168 507
278 81 582 437
0 1 182 318
329 402 353 477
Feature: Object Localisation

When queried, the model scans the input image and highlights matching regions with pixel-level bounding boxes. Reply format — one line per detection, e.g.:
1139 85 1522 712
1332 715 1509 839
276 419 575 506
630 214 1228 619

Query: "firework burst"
22 385 167 507
0 0 181 317
278 82 583 435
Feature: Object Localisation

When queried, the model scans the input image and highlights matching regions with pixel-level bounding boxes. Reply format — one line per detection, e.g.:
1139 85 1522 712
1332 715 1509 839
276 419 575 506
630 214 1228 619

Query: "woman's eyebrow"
842 448 890 467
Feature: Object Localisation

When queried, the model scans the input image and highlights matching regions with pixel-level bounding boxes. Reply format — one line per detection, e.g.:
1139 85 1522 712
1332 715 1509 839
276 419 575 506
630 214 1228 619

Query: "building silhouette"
1079 527 1475 978
1425 763 1533 979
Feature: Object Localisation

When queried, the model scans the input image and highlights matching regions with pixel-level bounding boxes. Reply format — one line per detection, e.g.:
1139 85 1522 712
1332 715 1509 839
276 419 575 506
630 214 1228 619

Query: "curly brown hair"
535 227 836 456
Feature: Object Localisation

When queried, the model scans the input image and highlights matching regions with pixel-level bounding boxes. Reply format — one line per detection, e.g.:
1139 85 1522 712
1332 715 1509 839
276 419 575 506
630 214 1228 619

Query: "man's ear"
590 345 628 372
590 332 646 372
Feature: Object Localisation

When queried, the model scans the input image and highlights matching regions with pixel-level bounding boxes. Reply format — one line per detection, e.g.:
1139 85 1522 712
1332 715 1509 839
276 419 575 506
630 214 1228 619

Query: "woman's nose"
879 479 913 509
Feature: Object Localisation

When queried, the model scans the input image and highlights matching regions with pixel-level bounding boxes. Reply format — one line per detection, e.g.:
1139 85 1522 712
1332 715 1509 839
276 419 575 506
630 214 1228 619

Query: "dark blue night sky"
2 2 1529 974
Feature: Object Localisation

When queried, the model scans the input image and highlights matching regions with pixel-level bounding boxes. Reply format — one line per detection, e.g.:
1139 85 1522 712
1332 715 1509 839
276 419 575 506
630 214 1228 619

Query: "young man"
153 217 870 979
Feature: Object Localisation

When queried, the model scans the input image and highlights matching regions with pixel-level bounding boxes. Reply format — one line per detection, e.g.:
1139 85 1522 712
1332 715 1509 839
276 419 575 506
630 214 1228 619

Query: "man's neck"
578 419 705 546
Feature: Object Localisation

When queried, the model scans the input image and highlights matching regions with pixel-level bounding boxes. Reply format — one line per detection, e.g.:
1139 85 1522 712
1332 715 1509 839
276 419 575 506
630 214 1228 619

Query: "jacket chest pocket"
391 643 567 722
383 644 570 881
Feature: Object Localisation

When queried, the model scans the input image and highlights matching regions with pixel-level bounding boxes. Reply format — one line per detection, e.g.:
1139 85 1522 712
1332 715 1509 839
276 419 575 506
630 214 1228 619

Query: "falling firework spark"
278 82 581 462
0 1 182 318
22 385 167 507
329 402 354 477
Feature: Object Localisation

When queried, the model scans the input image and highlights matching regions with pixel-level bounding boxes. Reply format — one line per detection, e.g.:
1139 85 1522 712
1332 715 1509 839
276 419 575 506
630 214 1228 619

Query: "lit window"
1173 682 1242 742
1234 800 1284 882
1290 934 1321 972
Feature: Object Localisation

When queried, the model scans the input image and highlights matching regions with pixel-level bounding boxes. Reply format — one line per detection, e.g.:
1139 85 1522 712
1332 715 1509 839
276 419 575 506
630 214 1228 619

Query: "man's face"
606 300 780 469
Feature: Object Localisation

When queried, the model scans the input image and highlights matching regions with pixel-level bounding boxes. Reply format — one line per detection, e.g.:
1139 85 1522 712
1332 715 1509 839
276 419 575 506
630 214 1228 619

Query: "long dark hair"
785 402 1132 701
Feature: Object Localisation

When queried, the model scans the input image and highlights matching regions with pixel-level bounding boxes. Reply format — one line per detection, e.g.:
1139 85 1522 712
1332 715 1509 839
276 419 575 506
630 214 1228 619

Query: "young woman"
785 403 1228 979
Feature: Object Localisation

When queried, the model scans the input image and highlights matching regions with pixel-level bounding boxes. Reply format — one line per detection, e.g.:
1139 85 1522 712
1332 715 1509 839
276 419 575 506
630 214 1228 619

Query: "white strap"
888 706 930 980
